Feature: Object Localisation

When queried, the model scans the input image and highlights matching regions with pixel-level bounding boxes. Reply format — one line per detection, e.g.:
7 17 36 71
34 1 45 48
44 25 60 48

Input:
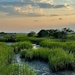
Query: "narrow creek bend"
12 53 75 75
12 54 51 75
7 42 75 75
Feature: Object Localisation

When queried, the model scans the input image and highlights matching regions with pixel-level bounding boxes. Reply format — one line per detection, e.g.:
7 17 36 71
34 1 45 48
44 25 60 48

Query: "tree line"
28 28 74 39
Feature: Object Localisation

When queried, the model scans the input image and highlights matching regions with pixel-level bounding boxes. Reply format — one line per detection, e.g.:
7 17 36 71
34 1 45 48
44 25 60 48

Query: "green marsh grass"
0 42 14 75
48 48 75 71
20 48 75 72
11 41 33 53
0 42 36 75
40 40 75 53
20 48 50 61
3 64 36 75
16 36 44 44
40 40 64 48
63 43 75 53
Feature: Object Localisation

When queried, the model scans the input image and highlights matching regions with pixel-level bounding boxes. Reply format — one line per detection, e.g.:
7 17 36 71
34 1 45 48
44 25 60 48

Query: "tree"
53 29 61 38
47 29 55 36
37 28 74 39
62 28 74 34
0 32 5 34
38 29 48 37
28 31 36 37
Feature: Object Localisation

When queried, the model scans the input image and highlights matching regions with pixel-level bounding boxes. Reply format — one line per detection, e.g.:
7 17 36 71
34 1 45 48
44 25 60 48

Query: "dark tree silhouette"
28 31 36 37
38 29 48 37
37 28 74 39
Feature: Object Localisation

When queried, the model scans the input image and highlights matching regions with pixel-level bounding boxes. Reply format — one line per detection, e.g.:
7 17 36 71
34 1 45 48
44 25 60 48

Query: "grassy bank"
48 48 75 72
0 42 37 75
20 48 75 72
4 64 36 75
40 40 75 53
0 42 14 75
16 36 44 44
20 48 50 61
11 41 33 53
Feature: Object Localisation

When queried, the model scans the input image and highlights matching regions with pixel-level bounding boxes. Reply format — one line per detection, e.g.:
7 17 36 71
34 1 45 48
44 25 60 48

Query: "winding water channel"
7 42 75 75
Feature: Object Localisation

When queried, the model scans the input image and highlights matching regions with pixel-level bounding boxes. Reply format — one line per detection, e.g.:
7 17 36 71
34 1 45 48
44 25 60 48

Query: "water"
6 42 75 75
6 43 40 49
6 42 13 46
33 44 40 49
12 54 75 75
12 54 51 75
28 60 51 75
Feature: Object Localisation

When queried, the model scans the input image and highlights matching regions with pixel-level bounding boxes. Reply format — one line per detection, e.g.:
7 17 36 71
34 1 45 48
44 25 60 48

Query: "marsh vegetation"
0 28 75 75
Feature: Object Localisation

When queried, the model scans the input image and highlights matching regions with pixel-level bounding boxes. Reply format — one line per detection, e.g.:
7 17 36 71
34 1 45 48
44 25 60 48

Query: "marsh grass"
20 48 75 72
11 41 33 53
3 64 36 75
48 48 75 72
0 42 14 75
40 40 64 48
40 40 75 54
20 48 50 61
0 42 36 75
16 37 44 44
63 43 75 53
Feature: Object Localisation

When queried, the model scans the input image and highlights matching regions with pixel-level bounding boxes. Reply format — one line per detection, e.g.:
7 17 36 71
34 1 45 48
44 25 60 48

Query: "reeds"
40 40 64 48
20 48 75 72
0 42 14 75
0 42 36 75
3 64 36 75
20 48 50 61
40 40 75 53
48 48 75 71
11 41 33 53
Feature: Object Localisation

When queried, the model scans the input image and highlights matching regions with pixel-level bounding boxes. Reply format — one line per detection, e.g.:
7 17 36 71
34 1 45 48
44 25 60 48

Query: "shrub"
27 31 36 37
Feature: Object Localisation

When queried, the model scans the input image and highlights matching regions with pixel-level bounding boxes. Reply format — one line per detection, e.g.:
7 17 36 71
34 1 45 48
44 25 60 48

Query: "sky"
0 0 75 33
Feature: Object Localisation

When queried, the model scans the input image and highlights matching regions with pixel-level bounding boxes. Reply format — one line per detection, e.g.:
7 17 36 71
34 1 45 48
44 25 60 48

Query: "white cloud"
14 7 21 11
14 5 46 16
32 0 55 4
0 0 74 17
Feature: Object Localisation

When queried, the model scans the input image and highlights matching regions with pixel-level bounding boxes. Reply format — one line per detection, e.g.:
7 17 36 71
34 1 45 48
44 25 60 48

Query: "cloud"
32 0 55 4
0 0 74 17
37 2 73 9
37 3 54 8
53 4 73 9
0 0 34 7
14 5 46 17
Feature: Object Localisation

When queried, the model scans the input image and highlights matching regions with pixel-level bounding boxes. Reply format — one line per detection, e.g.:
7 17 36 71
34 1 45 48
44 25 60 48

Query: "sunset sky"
0 0 75 33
